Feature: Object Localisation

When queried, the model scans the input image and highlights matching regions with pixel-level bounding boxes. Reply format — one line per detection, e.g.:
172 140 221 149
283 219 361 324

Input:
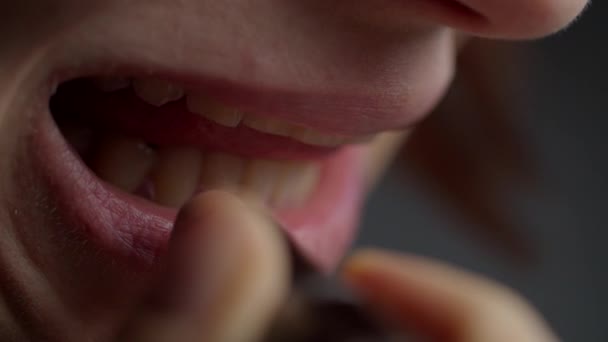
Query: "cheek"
0 71 155 331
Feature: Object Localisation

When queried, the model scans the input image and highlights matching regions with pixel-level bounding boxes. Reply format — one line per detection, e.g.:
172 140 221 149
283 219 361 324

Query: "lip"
31 86 368 271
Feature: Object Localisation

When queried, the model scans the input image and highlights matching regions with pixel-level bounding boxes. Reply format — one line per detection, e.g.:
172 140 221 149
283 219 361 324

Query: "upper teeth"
94 77 370 147
187 92 369 147
132 78 184 107
186 95 244 128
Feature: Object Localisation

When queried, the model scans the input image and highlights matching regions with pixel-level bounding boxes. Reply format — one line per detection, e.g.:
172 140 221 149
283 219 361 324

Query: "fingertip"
341 248 403 283
173 190 250 228
169 190 291 342
342 249 559 342
341 249 379 278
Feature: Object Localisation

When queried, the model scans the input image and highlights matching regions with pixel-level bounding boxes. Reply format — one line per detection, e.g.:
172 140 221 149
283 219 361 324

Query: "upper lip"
50 25 453 139
54 61 435 137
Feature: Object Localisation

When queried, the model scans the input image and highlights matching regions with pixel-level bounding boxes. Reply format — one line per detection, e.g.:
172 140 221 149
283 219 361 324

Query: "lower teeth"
61 125 320 209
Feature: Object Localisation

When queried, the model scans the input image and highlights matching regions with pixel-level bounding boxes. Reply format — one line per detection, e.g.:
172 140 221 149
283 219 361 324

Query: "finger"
342 250 558 342
121 191 290 342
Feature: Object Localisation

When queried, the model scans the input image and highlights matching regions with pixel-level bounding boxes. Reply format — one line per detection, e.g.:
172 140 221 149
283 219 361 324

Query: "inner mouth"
49 76 365 210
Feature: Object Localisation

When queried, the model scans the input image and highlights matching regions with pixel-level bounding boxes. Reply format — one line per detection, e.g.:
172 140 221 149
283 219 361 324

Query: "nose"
369 0 590 39
457 0 590 38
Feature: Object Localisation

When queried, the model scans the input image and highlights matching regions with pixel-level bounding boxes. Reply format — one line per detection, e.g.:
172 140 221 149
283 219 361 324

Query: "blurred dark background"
357 2 607 341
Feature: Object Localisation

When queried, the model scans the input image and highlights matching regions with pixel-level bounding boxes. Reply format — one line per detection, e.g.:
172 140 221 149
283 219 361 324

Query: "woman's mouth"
34 73 372 272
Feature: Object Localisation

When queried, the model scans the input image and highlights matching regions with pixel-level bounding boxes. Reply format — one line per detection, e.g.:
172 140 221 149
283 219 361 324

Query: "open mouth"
37 74 370 271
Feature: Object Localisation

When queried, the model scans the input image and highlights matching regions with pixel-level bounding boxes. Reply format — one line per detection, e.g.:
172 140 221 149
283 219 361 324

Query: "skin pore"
1 0 588 341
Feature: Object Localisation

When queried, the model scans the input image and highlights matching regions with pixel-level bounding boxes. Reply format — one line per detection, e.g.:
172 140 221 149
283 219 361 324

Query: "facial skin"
0 0 587 341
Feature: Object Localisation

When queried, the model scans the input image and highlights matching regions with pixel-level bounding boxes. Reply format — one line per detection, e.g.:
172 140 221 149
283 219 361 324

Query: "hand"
119 191 291 342
343 250 559 342
115 191 557 342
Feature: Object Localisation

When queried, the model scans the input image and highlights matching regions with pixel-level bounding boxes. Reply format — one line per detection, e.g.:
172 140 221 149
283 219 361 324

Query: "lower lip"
30 108 367 272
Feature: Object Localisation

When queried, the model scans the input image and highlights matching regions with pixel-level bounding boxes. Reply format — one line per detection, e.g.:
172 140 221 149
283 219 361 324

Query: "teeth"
75 77 353 208
199 152 246 192
271 161 320 209
241 116 292 137
91 136 157 192
240 115 368 147
133 78 184 107
241 159 286 204
151 147 202 207
186 95 243 127
290 127 358 147
238 159 320 208
92 77 130 92
184 93 368 147
85 134 320 208
199 153 319 207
